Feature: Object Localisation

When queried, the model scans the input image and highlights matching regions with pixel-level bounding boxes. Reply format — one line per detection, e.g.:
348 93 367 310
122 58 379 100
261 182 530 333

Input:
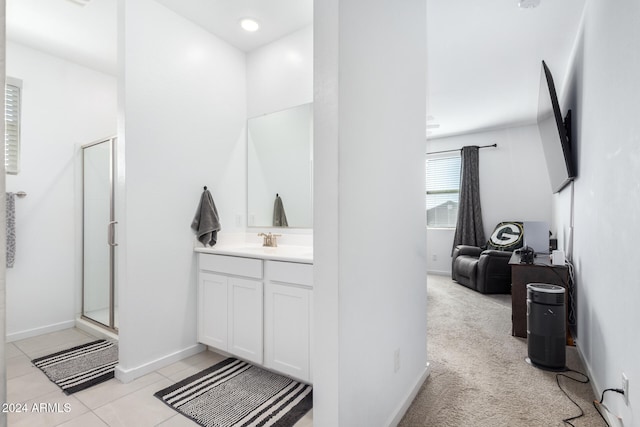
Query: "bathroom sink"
203 244 313 262
239 245 312 256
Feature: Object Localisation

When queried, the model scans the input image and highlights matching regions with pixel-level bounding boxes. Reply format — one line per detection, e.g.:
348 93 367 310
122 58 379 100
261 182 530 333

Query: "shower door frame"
81 136 118 333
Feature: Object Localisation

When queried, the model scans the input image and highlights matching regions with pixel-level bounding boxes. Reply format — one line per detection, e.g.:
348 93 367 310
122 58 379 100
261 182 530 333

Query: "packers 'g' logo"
489 223 523 249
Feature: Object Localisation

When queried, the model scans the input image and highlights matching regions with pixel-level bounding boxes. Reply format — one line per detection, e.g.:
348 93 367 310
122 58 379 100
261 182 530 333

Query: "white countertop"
195 243 313 264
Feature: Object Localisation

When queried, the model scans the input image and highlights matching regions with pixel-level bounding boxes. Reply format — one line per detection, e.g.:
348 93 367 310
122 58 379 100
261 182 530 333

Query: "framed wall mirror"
247 103 313 228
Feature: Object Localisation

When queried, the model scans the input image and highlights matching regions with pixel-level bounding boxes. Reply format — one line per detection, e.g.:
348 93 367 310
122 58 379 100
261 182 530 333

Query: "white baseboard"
427 270 451 277
601 410 624 427
7 320 76 342
575 344 623 427
387 362 431 427
115 343 206 383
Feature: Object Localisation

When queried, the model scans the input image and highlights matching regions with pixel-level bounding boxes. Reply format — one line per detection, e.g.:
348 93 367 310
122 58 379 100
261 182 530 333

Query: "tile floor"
6 328 313 427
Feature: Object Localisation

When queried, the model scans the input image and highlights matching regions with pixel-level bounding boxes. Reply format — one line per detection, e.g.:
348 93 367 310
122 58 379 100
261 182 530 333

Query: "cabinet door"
229 277 263 364
198 272 228 350
265 283 310 382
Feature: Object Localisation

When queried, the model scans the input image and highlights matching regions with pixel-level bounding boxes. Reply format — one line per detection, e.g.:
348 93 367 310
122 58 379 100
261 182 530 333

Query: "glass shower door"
82 138 117 331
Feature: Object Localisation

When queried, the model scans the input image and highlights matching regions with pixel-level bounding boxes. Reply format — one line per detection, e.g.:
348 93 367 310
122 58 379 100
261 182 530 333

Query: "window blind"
5 78 22 175
426 155 461 228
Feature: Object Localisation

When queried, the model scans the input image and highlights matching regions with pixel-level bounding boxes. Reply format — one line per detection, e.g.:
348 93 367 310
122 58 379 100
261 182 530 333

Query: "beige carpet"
399 274 604 427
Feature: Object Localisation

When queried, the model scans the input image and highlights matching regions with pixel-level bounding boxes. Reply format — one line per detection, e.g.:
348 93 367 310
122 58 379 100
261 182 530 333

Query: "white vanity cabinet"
196 249 313 383
197 254 263 365
264 261 313 383
198 271 228 350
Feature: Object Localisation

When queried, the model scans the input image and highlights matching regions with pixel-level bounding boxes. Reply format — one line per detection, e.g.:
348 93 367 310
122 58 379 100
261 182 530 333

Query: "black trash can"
526 283 566 370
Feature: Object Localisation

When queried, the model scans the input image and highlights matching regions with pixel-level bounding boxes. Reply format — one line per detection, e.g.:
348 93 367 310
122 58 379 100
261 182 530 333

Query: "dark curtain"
452 146 485 253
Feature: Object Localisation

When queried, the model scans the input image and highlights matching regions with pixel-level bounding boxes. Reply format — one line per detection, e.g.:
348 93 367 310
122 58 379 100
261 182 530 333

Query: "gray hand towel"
191 189 221 246
6 192 15 268
273 194 288 227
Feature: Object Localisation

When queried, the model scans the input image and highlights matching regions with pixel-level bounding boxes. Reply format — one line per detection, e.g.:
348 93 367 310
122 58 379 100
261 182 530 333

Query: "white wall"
116 0 246 379
426 124 552 274
314 1 428 425
246 25 313 118
5 41 117 340
426 228 455 275
554 1 640 423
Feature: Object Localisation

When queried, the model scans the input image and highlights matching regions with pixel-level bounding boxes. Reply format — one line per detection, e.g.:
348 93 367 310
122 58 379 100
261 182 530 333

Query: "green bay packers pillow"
486 222 523 251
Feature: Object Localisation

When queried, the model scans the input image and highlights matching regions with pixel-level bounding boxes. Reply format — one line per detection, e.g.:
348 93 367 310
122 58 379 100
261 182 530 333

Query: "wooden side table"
509 252 571 343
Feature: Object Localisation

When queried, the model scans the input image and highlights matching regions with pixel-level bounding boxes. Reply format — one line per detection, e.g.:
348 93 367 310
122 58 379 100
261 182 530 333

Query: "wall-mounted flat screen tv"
537 60 576 193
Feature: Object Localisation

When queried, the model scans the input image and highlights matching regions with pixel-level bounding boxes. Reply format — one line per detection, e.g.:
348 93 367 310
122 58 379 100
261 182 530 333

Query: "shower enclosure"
82 137 117 332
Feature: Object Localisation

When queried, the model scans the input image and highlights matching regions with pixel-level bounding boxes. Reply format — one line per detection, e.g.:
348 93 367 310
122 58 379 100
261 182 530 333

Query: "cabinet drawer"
267 261 313 287
199 254 263 279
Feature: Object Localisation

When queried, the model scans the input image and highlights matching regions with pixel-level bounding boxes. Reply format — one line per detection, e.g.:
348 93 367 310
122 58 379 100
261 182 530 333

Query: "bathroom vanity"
195 245 313 383
193 100 315 383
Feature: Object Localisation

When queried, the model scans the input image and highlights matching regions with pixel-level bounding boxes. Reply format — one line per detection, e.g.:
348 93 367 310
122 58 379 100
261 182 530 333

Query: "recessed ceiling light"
240 18 260 32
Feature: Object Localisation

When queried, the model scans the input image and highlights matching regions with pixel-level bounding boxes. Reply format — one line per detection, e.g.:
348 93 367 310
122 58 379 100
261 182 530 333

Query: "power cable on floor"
555 368 589 426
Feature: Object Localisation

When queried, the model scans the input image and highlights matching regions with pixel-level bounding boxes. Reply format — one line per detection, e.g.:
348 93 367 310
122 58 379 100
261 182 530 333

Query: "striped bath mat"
32 339 118 394
154 358 312 427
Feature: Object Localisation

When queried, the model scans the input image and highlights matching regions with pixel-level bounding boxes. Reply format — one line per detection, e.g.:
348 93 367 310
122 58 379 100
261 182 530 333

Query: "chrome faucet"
258 232 281 247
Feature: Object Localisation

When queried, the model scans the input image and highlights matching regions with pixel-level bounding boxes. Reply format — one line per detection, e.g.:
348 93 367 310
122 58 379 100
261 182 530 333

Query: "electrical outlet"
394 348 400 373
432 254 438 261
622 373 629 405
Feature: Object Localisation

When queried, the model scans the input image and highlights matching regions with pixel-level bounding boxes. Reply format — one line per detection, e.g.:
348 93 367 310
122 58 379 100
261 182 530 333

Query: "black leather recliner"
451 222 524 294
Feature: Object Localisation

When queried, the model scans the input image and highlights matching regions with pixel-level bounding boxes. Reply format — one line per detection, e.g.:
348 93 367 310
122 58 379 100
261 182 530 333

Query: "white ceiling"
5 0 312 75
427 0 586 138
155 0 313 53
5 0 586 140
6 0 118 75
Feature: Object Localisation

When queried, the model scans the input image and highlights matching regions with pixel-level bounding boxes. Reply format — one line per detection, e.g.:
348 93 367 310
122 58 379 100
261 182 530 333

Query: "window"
5 77 22 175
426 154 461 228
